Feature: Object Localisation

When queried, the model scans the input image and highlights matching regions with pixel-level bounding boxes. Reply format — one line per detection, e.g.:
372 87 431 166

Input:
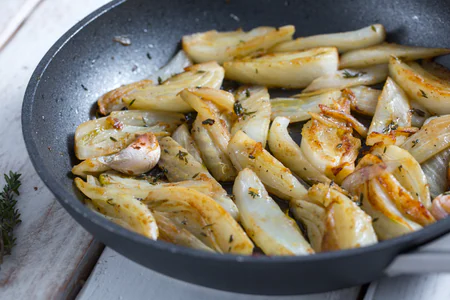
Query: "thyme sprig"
0 171 22 264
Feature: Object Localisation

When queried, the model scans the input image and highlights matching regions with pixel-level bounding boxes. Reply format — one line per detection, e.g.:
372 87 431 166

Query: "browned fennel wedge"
270 90 341 122
302 64 388 93
97 171 214 196
182 25 295 63
223 47 339 88
340 43 450 68
72 158 112 178
74 110 183 160
291 183 377 252
420 59 450 82
228 130 307 201
402 115 450 163
157 137 239 219
366 77 415 146
191 117 237 181
143 187 254 255
300 92 362 184
75 178 158 240
153 211 214 252
351 154 423 240
371 144 431 210
180 88 234 154
271 87 380 122
271 24 385 53
268 117 330 185
348 86 381 116
231 86 271 146
389 57 450 114
233 168 314 255
97 62 224 114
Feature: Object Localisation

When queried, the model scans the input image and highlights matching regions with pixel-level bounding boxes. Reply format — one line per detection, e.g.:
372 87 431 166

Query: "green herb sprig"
0 171 22 264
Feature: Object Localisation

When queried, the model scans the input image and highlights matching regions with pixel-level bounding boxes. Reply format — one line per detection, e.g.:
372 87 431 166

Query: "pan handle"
385 233 450 276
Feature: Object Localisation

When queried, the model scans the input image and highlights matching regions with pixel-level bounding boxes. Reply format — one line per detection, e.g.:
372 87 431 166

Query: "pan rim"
21 0 450 265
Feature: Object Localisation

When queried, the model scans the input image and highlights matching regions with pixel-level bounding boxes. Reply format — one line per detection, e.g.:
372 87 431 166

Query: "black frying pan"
22 0 450 295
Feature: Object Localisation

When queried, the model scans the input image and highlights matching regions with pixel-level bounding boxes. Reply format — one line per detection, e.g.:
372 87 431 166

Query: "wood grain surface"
0 0 109 299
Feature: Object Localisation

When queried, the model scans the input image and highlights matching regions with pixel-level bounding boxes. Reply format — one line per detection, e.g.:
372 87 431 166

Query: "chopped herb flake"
202 223 215 229
128 99 135 107
176 150 189 163
356 193 363 206
234 102 244 116
110 137 118 142
410 108 426 117
371 25 377 32
245 89 250 97
382 121 399 134
158 76 162 84
81 84 88 91
146 52 152 59
419 89 428 98
248 187 260 198
411 139 419 148
248 155 255 159
336 143 343 149
202 119 215 125
229 235 234 243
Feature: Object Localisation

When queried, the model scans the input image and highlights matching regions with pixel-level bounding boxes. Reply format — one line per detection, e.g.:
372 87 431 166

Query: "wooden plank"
365 274 450 300
0 0 109 299
78 248 362 300
0 0 29 33
0 0 44 50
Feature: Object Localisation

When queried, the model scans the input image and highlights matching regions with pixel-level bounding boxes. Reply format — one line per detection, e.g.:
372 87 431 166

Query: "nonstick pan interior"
22 0 450 295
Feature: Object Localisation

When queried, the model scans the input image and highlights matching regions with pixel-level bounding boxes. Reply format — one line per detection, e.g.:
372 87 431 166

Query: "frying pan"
21 0 450 295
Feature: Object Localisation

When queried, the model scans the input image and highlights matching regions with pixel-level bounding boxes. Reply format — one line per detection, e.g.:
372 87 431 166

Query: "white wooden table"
1 1 450 299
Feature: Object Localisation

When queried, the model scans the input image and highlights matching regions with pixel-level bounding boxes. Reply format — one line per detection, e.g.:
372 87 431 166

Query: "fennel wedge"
158 137 239 219
272 24 385 53
228 130 307 201
268 117 330 185
366 77 415 146
224 47 339 88
340 43 450 68
75 178 158 240
389 57 450 114
98 62 224 114
234 168 314 255
143 187 254 254
291 183 377 252
302 64 388 93
300 91 363 184
183 26 295 63
231 86 271 146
